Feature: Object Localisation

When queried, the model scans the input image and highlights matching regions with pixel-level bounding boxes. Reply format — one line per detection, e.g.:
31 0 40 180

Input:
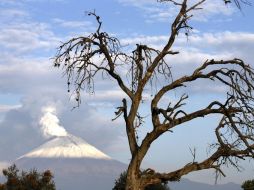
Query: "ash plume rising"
39 106 68 138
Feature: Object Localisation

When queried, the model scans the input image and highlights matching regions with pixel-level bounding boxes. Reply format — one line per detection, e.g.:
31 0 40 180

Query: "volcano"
15 134 127 190
18 134 112 159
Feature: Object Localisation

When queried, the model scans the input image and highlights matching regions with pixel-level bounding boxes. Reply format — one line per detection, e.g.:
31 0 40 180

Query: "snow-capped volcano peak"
18 134 111 160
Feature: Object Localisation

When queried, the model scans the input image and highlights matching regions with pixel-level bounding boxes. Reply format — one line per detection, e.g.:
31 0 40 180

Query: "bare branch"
54 12 134 102
55 1 254 189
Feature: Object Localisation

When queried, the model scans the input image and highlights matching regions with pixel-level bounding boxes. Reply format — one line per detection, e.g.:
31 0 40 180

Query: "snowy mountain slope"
18 134 111 159
15 134 127 190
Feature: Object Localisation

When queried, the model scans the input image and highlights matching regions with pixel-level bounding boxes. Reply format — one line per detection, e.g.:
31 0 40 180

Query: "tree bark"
125 160 142 190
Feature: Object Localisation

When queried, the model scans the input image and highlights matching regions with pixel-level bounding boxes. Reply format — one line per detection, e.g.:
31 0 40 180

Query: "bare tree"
54 0 254 190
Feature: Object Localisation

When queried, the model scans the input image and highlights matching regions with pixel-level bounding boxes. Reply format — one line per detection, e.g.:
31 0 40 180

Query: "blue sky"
0 0 254 185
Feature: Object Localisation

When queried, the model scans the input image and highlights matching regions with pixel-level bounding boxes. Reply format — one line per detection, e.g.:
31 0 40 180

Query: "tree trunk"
125 158 143 190
125 177 142 190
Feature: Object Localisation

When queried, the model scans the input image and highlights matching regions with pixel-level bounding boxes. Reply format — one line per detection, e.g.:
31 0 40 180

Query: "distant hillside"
170 178 241 190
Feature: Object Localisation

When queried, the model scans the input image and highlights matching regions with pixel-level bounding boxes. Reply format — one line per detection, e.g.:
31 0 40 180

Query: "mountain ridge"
14 134 127 190
17 134 111 160
170 178 241 190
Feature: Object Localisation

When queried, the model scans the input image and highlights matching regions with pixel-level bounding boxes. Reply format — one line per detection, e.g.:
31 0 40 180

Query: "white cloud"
0 0 66 5
175 31 254 62
117 0 235 23
119 30 254 94
52 18 94 29
117 0 155 7
26 0 67 2
121 35 168 46
180 31 254 46
0 104 22 113
191 0 235 22
0 9 252 98
0 9 29 18
0 3 59 55
85 90 127 102
121 31 254 58
0 55 65 95
0 0 23 6
0 22 60 55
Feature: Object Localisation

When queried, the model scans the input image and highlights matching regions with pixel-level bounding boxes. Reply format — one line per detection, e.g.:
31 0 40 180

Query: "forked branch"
54 11 134 103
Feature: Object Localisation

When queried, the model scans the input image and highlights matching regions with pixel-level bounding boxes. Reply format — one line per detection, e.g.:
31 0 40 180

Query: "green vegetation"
0 164 55 190
242 179 254 190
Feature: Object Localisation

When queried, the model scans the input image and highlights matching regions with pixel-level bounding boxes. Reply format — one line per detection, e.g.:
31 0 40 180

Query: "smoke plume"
39 106 68 138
